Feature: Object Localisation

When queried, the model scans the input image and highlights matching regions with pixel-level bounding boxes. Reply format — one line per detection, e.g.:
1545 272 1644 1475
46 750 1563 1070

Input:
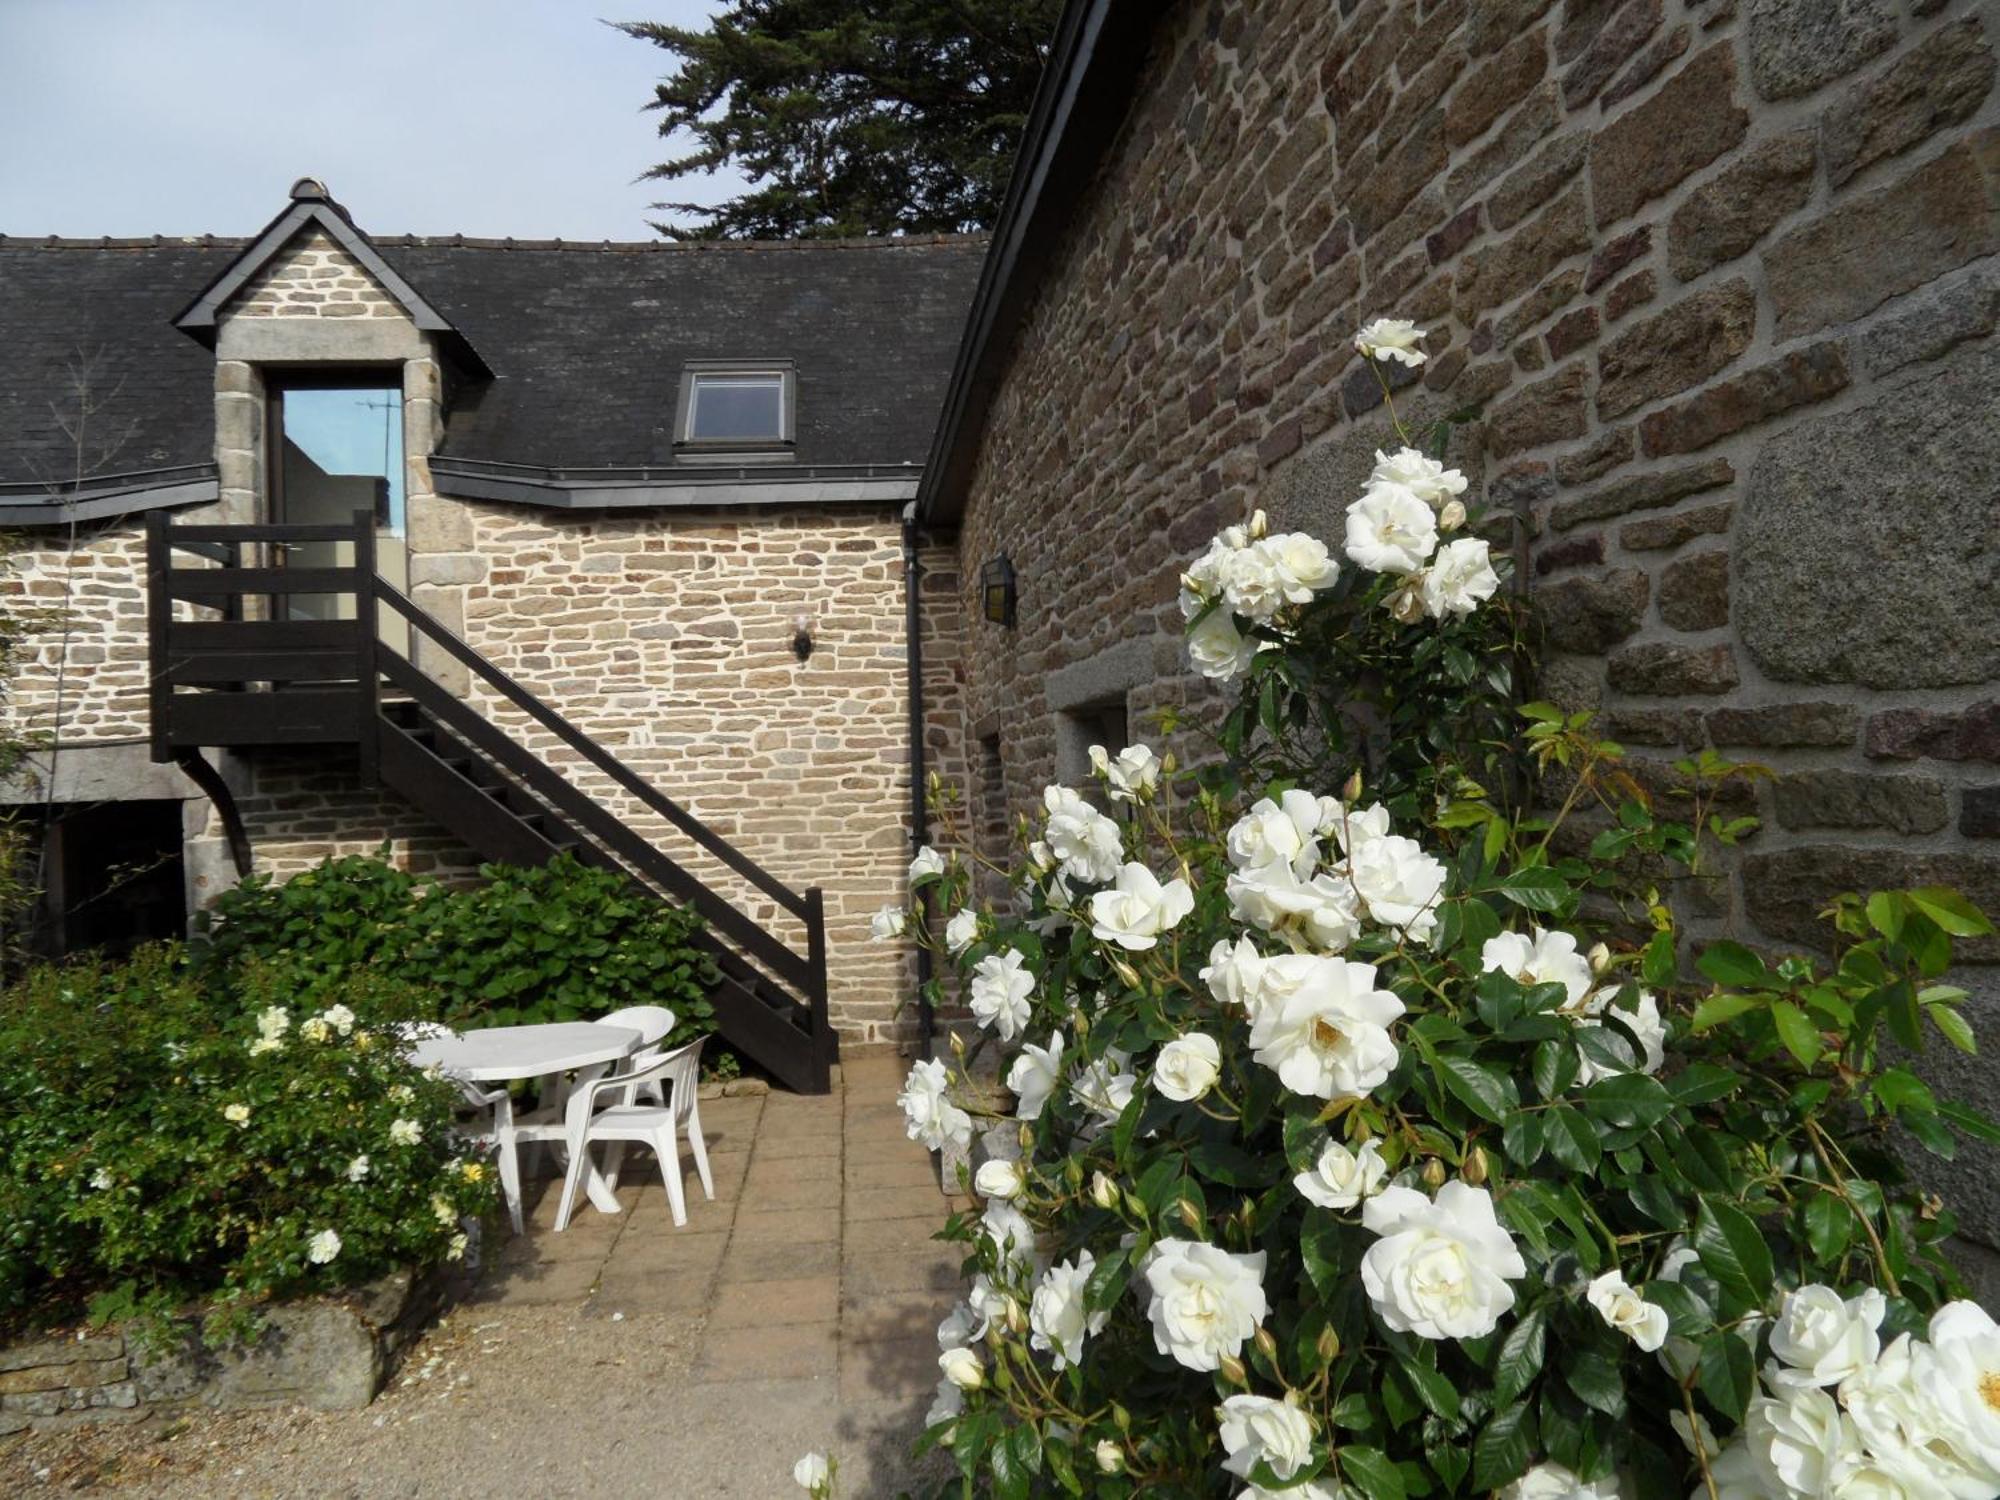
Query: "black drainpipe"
901 501 937 1059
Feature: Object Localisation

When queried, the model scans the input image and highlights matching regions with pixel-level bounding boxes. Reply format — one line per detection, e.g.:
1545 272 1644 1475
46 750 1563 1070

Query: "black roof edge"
914 0 1164 527
171 192 494 380
0 465 218 527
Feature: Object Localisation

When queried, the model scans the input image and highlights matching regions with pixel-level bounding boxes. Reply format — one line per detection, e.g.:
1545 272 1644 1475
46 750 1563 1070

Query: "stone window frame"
673 359 797 462
263 364 410 533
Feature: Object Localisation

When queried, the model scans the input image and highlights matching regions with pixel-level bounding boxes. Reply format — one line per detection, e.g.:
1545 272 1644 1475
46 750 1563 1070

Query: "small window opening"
1057 696 1130 808
18 801 187 959
676 362 795 454
975 734 1010 905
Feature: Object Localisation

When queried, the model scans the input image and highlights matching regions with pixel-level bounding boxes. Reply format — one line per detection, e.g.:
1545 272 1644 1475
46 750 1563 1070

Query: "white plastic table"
407 1021 642 1217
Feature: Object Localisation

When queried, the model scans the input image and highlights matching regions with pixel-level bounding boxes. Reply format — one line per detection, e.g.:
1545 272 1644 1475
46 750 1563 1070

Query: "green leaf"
1908 887 1992 938
1694 1198 1775 1316
1690 992 1762 1032
1494 867 1570 913
1580 1073 1675 1129
1929 1004 1978 1055
1397 1353 1461 1421
1470 1403 1535 1492
1545 1105 1601 1173
1642 928 1678 988
1339 1445 1405 1500
1491 1304 1547 1405
1301 1207 1345 1300
1502 1109 1546 1168
1872 1066 1937 1115
1695 940 1770 988
1642 1279 1711 1338
1696 1331 1756 1424
1938 1097 2000 1146
1562 1347 1625 1416
1435 1053 1519 1123
1866 890 1906 941
1532 1038 1579 1101
1802 1190 1853 1264
1771 1000 1823 1069
1666 1064 1741 1106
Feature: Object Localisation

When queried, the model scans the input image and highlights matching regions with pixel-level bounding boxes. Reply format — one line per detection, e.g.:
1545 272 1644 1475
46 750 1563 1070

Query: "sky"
0 0 749 241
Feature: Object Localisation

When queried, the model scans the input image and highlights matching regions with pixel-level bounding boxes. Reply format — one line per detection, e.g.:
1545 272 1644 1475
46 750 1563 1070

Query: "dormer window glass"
676 361 795 455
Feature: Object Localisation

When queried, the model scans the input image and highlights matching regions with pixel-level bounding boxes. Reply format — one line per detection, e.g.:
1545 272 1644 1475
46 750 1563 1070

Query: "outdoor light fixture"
792 612 815 662
981 555 1016 628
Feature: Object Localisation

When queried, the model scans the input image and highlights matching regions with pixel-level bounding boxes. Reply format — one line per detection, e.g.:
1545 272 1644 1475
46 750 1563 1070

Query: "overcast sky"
0 0 747 240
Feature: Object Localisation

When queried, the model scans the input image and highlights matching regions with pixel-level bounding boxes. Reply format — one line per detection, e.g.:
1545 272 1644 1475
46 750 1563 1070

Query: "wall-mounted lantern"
981 555 1017 628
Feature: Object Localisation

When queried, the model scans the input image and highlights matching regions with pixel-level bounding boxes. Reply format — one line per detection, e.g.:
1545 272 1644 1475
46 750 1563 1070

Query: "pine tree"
617 0 1063 240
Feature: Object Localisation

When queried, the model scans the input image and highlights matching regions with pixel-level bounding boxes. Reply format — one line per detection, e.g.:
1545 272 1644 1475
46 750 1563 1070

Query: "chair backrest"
608 1036 706 1121
597 1005 676 1048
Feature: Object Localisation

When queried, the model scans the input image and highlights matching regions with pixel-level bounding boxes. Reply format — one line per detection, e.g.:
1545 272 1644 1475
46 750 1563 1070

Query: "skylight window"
677 362 795 452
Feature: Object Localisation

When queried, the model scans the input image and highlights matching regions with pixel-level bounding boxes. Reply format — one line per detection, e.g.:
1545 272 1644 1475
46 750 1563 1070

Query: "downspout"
901 501 937 1059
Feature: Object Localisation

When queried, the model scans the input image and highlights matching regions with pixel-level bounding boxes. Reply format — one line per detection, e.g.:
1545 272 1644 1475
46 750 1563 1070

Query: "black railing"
146 510 832 1086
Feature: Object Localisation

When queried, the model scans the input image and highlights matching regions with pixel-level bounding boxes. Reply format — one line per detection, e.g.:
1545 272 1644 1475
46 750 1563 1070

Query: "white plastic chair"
594 1005 678 1106
393 1021 527 1237
552 1037 712 1231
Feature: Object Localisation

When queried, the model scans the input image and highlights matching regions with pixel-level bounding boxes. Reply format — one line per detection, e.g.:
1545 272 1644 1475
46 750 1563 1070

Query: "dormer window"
676 361 794 457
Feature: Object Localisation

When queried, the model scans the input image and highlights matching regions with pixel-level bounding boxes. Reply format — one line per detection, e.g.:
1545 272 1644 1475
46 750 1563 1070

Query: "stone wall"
945 1 2000 1217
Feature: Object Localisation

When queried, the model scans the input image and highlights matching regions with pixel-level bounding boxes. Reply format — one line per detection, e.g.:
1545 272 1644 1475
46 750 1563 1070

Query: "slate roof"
0 228 988 498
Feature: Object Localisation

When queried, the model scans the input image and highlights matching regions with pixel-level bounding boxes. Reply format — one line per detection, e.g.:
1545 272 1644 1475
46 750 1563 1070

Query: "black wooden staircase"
145 511 833 1093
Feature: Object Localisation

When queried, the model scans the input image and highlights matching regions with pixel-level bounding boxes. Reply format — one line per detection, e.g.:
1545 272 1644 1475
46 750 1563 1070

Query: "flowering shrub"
0 949 492 1344
871 323 2000 1500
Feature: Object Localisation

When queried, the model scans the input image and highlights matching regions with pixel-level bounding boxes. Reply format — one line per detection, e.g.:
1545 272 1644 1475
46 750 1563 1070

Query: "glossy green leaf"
1697 1331 1756 1424
1695 940 1770 988
1435 1053 1519 1123
1494 867 1570 913
1470 1403 1535 1492
1771 1000 1822 1068
1694 1198 1775 1315
1339 1445 1405 1500
1491 1304 1547 1405
1908 887 1993 938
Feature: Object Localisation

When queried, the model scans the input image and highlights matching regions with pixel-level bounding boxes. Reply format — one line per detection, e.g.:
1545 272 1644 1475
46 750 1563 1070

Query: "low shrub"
193 851 720 1044
0 950 492 1344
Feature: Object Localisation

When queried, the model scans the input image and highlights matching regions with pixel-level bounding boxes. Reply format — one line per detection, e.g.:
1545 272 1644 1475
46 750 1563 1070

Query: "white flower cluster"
1481 925 1668 1083
297 1002 357 1045
1344 445 1499 623
248 1005 290 1056
1702 1289 2000 1499
1178 511 1341 683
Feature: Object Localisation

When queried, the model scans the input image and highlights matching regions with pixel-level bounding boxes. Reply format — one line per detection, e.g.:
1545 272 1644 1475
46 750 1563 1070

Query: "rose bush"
0 950 493 1347
867 323 2000 1499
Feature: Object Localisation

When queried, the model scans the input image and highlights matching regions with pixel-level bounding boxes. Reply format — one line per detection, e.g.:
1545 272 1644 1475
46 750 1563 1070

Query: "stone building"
911 0 2000 1238
0 181 982 1088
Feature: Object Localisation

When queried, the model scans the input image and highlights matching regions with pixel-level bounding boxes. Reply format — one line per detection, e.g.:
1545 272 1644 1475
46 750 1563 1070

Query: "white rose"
223 1102 251 1126
1293 1137 1388 1210
1572 987 1669 1084
299 1016 331 1044
1586 1269 1669 1353
1152 1033 1222 1102
909 844 947 884
1088 863 1195 952
1742 1385 1860 1499
792 1453 830 1494
1481 927 1595 1008
968 948 1035 1040
1006 1032 1066 1121
980 1200 1038 1273
1217 1392 1314 1481
1255 532 1339 604
1245 955 1404 1100
1839 1333 1988 1498
1421 536 1500 618
869 904 908 941
1089 742 1161 802
1770 1284 1885 1389
1140 1238 1269 1371
925 1376 963 1429
1042 785 1124 885
943 908 978 954
1218 544 1287 622
1369 446 1466 508
1029 1252 1108 1370
1179 534 1236 617
1500 1461 1626 1499
1226 861 1362 952
1227 791 1323 875
1188 608 1267 683
1070 1048 1137 1132
1202 936 1268 1008
1344 832 1447 943
389 1117 422 1146
938 1346 984 1390
1094 1440 1123 1474
1344 482 1439 575
322 1003 357 1036
345 1154 370 1183
1361 1182 1525 1340
1328 798 1394 855
1913 1301 2000 1486
898 1058 972 1153
1355 317 1427 366
307 1228 342 1265
973 1158 1023 1200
